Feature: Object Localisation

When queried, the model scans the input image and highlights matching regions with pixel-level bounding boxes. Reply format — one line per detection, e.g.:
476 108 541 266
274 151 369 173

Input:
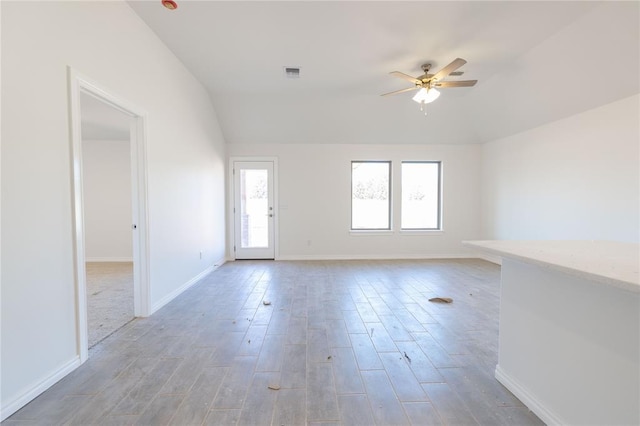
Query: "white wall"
227 143 482 259
1 1 226 418
481 94 640 243
82 139 133 261
465 1 639 144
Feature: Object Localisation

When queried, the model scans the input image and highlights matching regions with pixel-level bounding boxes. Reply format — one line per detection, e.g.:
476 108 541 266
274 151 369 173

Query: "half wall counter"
464 240 639 426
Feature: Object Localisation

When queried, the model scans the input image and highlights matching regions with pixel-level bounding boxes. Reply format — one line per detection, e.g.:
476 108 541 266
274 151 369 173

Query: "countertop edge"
463 240 640 294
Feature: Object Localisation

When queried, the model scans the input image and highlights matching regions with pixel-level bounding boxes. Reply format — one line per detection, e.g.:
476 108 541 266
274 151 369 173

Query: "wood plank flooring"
4 259 544 425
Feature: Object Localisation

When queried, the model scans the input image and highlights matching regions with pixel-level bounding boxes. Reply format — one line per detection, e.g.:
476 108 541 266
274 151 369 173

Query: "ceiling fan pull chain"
420 101 428 116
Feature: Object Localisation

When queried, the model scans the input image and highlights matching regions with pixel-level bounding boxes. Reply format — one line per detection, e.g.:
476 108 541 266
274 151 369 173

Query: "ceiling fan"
381 58 477 110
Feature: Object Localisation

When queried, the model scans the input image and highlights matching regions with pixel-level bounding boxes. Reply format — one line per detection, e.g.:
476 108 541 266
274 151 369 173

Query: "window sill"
399 229 444 236
350 230 393 236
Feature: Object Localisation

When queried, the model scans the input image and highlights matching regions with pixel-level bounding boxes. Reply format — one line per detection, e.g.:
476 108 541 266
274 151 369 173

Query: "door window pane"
240 169 268 247
351 161 391 230
401 162 441 230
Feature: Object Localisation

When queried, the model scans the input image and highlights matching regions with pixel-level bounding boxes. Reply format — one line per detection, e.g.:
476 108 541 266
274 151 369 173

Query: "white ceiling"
127 1 639 145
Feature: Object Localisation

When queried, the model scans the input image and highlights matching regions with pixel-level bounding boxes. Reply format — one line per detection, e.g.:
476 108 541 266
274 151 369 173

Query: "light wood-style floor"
4 259 543 425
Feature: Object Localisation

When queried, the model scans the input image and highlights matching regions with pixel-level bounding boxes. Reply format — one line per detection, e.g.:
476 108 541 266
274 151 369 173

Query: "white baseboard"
150 258 225 314
85 257 133 262
1 356 81 421
495 365 565 426
276 253 478 261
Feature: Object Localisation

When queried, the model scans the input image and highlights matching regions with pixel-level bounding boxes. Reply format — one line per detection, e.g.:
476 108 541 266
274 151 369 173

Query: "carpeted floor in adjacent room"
86 261 134 348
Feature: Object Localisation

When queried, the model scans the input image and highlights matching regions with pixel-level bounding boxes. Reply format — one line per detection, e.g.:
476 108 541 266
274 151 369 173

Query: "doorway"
69 68 150 362
231 159 277 259
80 93 134 348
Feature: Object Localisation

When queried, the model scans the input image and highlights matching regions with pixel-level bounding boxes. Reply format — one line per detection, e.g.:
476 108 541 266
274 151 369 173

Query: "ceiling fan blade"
435 80 477 88
380 86 420 97
432 58 467 81
389 71 420 85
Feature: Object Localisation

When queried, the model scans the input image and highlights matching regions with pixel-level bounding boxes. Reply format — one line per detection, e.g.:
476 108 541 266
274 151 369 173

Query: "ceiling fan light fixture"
412 88 440 104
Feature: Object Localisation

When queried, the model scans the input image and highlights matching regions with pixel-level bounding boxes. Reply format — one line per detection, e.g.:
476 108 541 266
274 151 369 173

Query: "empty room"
1 1 638 425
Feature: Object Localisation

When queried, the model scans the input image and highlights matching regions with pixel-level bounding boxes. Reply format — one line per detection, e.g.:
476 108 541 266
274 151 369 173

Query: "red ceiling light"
162 0 178 10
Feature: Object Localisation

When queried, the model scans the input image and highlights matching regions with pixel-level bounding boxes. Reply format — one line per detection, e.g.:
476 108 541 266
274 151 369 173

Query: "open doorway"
69 68 150 362
80 93 134 348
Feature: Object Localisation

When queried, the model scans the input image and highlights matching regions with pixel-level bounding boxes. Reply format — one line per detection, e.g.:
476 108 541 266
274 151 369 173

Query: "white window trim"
350 160 392 231
400 160 442 231
349 230 394 236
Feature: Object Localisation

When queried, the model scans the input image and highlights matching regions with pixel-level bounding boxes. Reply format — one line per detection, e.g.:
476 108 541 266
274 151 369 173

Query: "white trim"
399 230 445 236
349 230 394 236
150 259 225 314
67 67 151 365
348 230 446 236
0 356 81 422
85 257 133 262
476 253 502 265
228 156 279 260
495 365 566 426
277 254 478 261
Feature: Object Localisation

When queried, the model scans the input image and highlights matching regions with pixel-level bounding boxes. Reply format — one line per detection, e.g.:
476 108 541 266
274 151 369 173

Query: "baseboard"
85 257 133 262
1 355 81 421
150 258 225 314
495 365 565 426
276 253 478 261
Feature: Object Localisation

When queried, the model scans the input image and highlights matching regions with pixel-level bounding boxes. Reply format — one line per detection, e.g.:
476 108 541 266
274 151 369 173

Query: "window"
351 161 391 230
401 161 441 230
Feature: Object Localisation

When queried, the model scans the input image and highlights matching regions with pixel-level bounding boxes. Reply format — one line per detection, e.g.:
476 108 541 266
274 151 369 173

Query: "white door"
233 161 275 259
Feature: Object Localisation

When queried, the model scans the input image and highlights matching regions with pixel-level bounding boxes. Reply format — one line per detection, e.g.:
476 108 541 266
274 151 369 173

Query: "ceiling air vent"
284 67 301 78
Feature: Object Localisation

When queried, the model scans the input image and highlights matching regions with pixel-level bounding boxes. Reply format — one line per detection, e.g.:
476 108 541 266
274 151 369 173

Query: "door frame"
68 67 151 362
228 157 279 260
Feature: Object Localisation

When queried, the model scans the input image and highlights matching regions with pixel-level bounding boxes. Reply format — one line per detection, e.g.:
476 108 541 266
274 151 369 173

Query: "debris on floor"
327 355 332 360
263 300 272 305
428 297 453 303
404 352 412 363
268 385 281 390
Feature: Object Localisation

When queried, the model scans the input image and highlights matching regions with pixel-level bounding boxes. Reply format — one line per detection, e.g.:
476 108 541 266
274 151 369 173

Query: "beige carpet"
86 262 134 348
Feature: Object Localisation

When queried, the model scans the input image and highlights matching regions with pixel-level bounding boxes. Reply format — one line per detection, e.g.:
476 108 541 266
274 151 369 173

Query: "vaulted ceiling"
128 1 639 145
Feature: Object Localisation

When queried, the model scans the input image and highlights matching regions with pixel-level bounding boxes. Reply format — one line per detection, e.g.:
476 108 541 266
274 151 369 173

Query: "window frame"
350 160 392 231
400 160 442 231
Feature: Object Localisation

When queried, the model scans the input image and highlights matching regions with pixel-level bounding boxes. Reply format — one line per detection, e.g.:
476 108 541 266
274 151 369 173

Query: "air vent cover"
284 67 301 78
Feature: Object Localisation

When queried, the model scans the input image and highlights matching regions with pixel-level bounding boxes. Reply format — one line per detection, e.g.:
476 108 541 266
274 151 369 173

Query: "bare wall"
82 139 133 261
1 1 226 418
227 143 482 259
481 94 640 243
